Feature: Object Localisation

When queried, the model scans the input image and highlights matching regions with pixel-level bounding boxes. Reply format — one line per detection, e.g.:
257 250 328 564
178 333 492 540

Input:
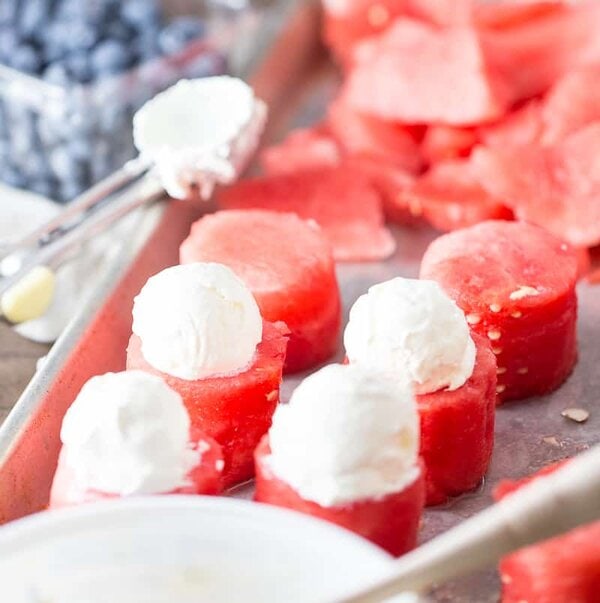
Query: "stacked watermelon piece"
219 0 600 273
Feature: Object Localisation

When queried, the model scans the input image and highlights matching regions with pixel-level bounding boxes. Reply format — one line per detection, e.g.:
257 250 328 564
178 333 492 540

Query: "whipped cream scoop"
267 363 420 507
344 277 476 394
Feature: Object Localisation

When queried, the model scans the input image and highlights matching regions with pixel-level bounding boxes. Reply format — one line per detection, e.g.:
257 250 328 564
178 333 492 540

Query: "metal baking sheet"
0 3 598 601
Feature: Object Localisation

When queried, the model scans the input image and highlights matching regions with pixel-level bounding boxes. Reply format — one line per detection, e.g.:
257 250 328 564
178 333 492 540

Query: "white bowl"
0 496 408 603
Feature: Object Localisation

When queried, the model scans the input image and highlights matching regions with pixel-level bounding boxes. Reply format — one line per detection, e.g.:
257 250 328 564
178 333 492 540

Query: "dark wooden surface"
0 324 49 424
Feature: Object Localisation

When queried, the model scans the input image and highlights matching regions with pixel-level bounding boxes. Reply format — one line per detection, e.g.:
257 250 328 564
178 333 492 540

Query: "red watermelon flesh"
393 159 512 231
126 321 288 488
260 126 342 176
218 168 396 262
474 1 565 30
495 463 600 603
180 210 341 374
479 100 543 149
421 125 478 165
345 18 507 126
420 220 578 402
473 123 600 247
540 67 600 145
418 332 496 505
479 2 600 104
328 95 423 173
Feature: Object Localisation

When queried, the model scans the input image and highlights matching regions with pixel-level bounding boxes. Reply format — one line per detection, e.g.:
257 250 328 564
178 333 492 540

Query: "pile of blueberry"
0 0 225 202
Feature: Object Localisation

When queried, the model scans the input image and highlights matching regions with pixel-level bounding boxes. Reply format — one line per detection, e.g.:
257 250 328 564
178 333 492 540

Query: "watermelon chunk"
421 125 478 165
345 18 507 125
418 332 496 505
260 126 342 176
127 321 288 488
392 159 512 231
479 101 543 149
255 437 426 557
218 168 396 262
420 220 578 402
180 210 341 374
540 67 600 145
479 1 600 104
328 95 423 174
473 124 600 247
494 463 600 603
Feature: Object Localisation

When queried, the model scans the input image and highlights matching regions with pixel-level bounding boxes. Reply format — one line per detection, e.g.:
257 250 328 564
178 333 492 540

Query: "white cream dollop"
60 371 198 496
132 263 262 380
267 363 420 507
344 277 476 394
133 76 267 199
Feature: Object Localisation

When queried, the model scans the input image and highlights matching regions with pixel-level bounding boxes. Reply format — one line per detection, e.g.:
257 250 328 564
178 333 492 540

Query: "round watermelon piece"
218 167 396 262
254 437 426 557
494 463 600 603
180 210 342 374
473 123 600 247
420 220 578 402
344 18 507 126
421 125 478 165
49 427 224 509
126 321 288 488
260 125 342 176
392 158 512 231
418 332 496 506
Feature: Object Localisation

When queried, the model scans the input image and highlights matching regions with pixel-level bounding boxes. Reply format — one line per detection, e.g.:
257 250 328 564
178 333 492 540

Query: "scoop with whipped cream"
267 363 420 507
344 277 476 394
57 371 199 496
132 262 262 381
133 76 267 199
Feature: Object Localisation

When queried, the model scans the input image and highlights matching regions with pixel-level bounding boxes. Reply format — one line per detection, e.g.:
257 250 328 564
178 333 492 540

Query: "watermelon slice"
255 437 426 557
420 220 578 402
344 18 507 125
392 159 512 231
328 95 423 174
418 332 496 505
540 67 600 145
218 168 396 262
260 125 342 176
479 100 543 149
473 123 600 247
127 321 288 488
479 1 600 104
180 210 341 374
494 463 600 603
421 125 478 165
49 427 224 509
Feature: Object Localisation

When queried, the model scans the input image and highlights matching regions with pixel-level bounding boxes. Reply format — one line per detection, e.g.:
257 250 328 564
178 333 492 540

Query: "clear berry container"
0 0 270 203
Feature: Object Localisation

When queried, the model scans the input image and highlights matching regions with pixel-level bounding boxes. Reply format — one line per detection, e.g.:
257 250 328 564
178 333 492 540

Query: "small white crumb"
496 384 506 394
509 286 540 301
466 313 481 325
542 436 560 447
492 347 503 355
561 408 590 423
510 310 523 318
487 329 502 341
216 459 225 471
517 367 529 375
489 304 502 313
266 390 279 402
497 366 507 375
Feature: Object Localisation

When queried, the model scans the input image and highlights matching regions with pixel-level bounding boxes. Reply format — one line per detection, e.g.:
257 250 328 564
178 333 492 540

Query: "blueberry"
0 165 26 189
91 40 131 76
0 2 18 27
0 28 19 62
64 22 99 52
10 44 41 74
42 62 70 86
59 179 87 203
133 31 161 62
158 17 206 56
65 52 93 83
49 146 86 183
104 21 134 43
19 0 48 41
30 178 55 199
67 136 92 162
121 0 161 32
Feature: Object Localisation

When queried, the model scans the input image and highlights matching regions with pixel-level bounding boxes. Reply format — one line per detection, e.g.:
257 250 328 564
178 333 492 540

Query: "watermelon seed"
487 329 501 341
216 459 225 471
368 4 390 28
492 346 503 355
496 384 506 394
497 366 506 375
489 304 502 313
466 313 481 325
561 408 590 423
517 367 528 375
510 310 522 319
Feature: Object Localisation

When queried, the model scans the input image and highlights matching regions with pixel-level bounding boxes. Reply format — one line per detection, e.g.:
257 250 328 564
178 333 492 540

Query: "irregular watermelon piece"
218 168 396 262
494 463 600 603
475 0 566 30
479 100 543 149
421 125 478 165
473 124 600 247
540 67 600 145
418 332 496 505
127 321 288 488
345 18 507 125
391 159 512 231
328 95 423 174
180 210 341 374
479 1 600 104
255 437 426 557
420 220 578 402
260 126 342 176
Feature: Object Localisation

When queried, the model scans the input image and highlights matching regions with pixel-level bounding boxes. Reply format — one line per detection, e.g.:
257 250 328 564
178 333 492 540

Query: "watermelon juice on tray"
180 210 342 373
420 220 579 403
126 264 288 488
